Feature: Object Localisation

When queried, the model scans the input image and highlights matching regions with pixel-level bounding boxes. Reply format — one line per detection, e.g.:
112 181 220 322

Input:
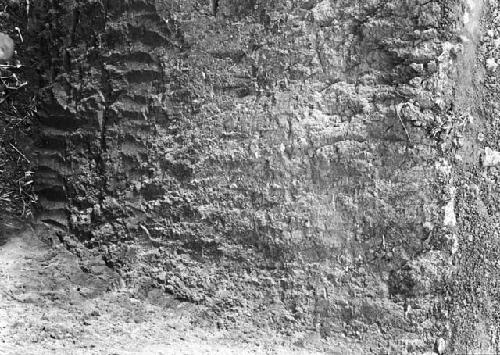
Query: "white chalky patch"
443 199 456 228
483 147 500 167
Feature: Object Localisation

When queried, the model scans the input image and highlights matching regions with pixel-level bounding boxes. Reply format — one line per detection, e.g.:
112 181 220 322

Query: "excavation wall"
29 0 492 352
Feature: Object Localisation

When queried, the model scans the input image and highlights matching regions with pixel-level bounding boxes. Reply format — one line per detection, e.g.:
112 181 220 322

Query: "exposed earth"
0 224 330 354
2 0 500 354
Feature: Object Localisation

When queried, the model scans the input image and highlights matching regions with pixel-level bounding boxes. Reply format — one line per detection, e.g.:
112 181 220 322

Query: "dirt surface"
0 225 332 354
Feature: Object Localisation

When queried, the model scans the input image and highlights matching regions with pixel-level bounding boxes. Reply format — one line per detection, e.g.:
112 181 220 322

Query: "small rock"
443 200 456 227
443 188 456 228
157 271 167 282
483 147 500 167
435 337 446 354
486 57 498 71
0 32 13 61
410 62 424 74
423 222 434 231
427 60 438 73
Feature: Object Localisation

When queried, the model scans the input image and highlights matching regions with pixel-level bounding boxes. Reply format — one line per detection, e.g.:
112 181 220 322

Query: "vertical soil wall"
29 0 491 352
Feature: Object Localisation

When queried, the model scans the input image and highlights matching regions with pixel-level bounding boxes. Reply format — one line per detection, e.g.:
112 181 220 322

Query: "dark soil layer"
0 0 35 218
0 0 36 249
12 0 497 353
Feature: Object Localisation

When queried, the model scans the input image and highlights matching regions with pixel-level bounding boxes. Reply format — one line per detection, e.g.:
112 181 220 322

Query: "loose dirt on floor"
0 224 328 355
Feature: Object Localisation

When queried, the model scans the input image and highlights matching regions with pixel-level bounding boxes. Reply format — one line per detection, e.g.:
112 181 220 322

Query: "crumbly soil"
3 0 500 353
0 224 334 354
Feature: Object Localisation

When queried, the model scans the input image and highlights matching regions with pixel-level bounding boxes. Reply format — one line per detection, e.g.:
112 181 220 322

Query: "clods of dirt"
0 224 327 354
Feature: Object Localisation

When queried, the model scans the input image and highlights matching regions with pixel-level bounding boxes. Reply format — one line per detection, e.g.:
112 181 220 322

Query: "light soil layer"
24 0 494 353
0 226 328 354
447 0 500 353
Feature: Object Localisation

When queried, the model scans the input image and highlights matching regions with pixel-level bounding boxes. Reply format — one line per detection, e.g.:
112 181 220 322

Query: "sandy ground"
0 225 329 355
